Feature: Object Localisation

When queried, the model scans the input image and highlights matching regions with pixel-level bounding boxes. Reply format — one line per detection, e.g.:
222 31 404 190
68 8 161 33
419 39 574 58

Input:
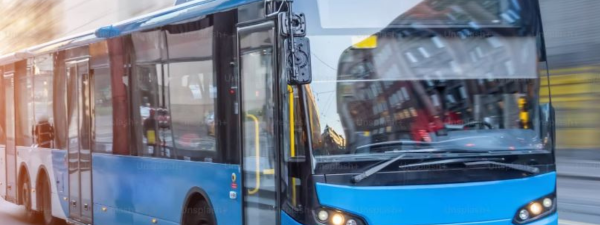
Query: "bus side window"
90 41 113 153
53 52 68 150
130 30 168 158
15 60 34 148
32 55 55 149
129 17 219 162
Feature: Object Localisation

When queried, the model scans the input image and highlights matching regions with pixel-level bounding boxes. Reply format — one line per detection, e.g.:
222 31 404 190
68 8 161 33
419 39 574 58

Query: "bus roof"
0 0 261 65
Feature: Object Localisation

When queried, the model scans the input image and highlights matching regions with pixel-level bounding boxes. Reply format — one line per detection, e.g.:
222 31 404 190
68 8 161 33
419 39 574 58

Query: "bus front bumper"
313 172 557 225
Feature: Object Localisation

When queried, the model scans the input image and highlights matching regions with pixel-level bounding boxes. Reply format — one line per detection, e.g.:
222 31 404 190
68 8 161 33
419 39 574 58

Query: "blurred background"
540 0 600 224
0 0 599 224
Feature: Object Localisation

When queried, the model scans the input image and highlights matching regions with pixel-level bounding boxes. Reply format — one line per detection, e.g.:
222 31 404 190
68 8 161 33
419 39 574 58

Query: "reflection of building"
321 125 346 153
337 29 533 146
304 86 323 147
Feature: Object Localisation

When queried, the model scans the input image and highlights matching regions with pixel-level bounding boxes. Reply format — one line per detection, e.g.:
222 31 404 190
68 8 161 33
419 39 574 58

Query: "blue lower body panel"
51 150 69 217
281 210 557 225
282 211 303 225
92 154 242 225
316 172 557 225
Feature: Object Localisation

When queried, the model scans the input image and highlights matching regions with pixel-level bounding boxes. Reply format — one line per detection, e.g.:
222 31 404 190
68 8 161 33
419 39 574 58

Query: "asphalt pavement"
556 152 600 225
0 198 39 225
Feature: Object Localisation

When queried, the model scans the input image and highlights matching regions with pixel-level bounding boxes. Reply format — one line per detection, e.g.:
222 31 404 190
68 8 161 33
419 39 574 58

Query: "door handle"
84 203 89 211
246 114 261 195
71 200 77 207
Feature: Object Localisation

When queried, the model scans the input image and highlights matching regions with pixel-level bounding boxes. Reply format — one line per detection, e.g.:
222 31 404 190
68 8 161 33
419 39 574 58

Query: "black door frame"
237 19 283 225
65 58 93 224
2 67 17 203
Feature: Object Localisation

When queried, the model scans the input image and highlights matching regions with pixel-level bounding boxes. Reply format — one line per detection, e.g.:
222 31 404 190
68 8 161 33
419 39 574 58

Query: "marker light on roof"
95 25 121 38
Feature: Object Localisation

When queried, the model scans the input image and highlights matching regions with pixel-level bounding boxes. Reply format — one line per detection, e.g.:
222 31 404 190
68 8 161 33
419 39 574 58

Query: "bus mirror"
287 156 306 178
539 103 555 147
539 103 554 124
287 37 312 85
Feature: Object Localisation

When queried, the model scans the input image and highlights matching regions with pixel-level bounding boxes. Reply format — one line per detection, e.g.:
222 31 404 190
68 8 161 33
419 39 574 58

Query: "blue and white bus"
0 0 557 225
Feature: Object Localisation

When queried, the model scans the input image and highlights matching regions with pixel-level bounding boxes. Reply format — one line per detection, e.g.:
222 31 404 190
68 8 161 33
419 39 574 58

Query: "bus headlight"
317 210 329 221
513 193 556 224
346 219 359 225
518 209 529 220
543 198 553 208
331 213 345 225
528 202 543 215
314 208 367 225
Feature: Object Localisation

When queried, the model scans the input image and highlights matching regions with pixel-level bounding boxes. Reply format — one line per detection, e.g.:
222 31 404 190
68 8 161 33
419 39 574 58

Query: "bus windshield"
296 0 550 157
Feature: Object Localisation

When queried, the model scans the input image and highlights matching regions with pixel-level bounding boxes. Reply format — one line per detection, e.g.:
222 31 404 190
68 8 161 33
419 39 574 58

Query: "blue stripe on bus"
51 150 69 217
92 154 242 225
316 172 557 225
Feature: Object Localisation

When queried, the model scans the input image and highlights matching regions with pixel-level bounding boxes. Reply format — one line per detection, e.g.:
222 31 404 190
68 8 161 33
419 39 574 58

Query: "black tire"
41 177 60 225
21 175 40 223
182 199 216 225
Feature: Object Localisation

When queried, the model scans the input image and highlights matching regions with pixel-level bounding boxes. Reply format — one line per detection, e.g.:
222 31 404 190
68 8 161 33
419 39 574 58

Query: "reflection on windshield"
296 0 546 156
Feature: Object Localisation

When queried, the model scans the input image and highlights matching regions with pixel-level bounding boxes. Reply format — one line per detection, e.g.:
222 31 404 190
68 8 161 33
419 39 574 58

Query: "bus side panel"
0 145 5 199
16 147 68 219
92 154 242 225
282 211 303 225
16 147 58 214
16 146 34 207
51 149 69 219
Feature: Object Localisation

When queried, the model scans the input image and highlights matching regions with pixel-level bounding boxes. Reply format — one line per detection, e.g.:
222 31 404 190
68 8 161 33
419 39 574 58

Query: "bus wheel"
21 176 39 222
183 198 215 225
41 177 60 225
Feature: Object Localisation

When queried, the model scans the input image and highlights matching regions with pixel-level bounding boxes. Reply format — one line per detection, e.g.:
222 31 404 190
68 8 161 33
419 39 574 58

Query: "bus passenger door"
238 21 279 225
3 71 17 202
66 60 93 224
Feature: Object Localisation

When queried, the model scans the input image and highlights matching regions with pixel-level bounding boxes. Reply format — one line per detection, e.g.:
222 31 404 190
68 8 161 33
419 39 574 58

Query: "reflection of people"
143 109 158 145
34 117 54 148
204 111 215 136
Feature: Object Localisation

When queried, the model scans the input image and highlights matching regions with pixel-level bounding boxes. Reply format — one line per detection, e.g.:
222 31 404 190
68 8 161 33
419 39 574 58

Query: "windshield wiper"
356 140 430 151
352 154 406 183
464 161 540 174
352 157 540 183
395 158 540 174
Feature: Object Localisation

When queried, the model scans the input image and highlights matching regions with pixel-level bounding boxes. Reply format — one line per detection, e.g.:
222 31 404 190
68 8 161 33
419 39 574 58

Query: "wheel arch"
35 165 51 210
17 162 31 205
180 186 218 225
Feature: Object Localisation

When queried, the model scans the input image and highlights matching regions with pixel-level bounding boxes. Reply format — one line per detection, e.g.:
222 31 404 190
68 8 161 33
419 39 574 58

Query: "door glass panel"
92 67 113 153
78 62 93 221
67 61 93 223
239 24 277 225
4 75 16 200
0 71 4 198
66 64 80 218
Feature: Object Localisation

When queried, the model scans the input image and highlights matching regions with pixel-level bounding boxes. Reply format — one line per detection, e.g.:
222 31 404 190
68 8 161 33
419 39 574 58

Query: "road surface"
557 157 600 225
0 198 40 225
